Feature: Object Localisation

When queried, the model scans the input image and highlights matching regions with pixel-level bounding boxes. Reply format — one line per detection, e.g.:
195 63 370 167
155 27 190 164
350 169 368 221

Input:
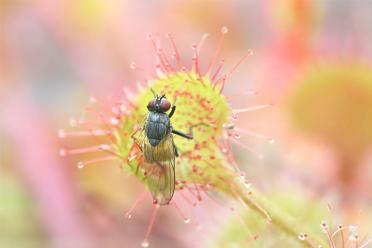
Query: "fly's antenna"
150 88 157 98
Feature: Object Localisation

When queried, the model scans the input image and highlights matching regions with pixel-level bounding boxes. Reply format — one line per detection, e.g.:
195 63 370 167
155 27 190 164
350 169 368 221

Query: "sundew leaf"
114 72 236 197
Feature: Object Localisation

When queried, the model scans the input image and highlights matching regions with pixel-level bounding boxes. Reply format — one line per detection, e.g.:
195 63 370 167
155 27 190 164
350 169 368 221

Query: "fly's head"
147 94 171 113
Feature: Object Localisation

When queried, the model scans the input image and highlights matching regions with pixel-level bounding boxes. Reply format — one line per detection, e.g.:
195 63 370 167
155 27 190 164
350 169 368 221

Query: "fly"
132 89 202 205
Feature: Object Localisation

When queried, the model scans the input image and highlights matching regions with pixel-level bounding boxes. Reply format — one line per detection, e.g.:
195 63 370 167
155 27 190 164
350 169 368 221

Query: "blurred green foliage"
0 171 46 248
210 192 328 248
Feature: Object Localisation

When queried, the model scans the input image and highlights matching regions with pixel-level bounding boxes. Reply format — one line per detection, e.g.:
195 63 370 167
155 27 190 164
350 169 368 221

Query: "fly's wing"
131 115 148 151
142 134 175 205
131 115 176 205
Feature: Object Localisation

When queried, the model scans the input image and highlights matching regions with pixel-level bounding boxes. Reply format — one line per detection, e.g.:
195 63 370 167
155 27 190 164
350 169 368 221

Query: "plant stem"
236 185 329 248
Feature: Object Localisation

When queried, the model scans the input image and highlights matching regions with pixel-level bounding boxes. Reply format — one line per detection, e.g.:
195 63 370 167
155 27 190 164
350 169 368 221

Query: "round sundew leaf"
114 72 238 197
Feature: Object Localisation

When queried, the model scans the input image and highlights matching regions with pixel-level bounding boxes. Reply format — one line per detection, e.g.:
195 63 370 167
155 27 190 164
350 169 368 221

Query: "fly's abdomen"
145 113 170 146
143 133 175 162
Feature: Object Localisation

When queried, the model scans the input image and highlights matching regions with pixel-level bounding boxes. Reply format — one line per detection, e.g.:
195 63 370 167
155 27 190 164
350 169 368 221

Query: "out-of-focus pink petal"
0 91 93 248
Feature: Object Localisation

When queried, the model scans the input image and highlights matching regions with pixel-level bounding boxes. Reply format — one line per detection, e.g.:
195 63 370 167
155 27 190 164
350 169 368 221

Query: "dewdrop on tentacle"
298 233 308 241
59 27 273 247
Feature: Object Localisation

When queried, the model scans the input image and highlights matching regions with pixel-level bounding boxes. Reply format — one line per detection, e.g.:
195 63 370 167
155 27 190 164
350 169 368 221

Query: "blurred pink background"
2 1 372 247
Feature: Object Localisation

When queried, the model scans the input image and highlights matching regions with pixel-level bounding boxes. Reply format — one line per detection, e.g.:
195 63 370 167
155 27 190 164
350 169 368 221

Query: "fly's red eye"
160 99 171 112
147 99 156 110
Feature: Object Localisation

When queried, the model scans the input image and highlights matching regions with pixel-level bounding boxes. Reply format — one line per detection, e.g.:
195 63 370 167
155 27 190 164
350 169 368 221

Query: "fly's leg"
131 128 140 145
130 128 143 174
168 105 176 118
172 123 209 140
173 142 179 157
168 95 178 118
131 128 144 151
172 129 192 139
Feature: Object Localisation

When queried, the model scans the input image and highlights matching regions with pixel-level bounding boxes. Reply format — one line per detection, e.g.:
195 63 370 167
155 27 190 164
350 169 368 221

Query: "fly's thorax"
145 112 171 146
